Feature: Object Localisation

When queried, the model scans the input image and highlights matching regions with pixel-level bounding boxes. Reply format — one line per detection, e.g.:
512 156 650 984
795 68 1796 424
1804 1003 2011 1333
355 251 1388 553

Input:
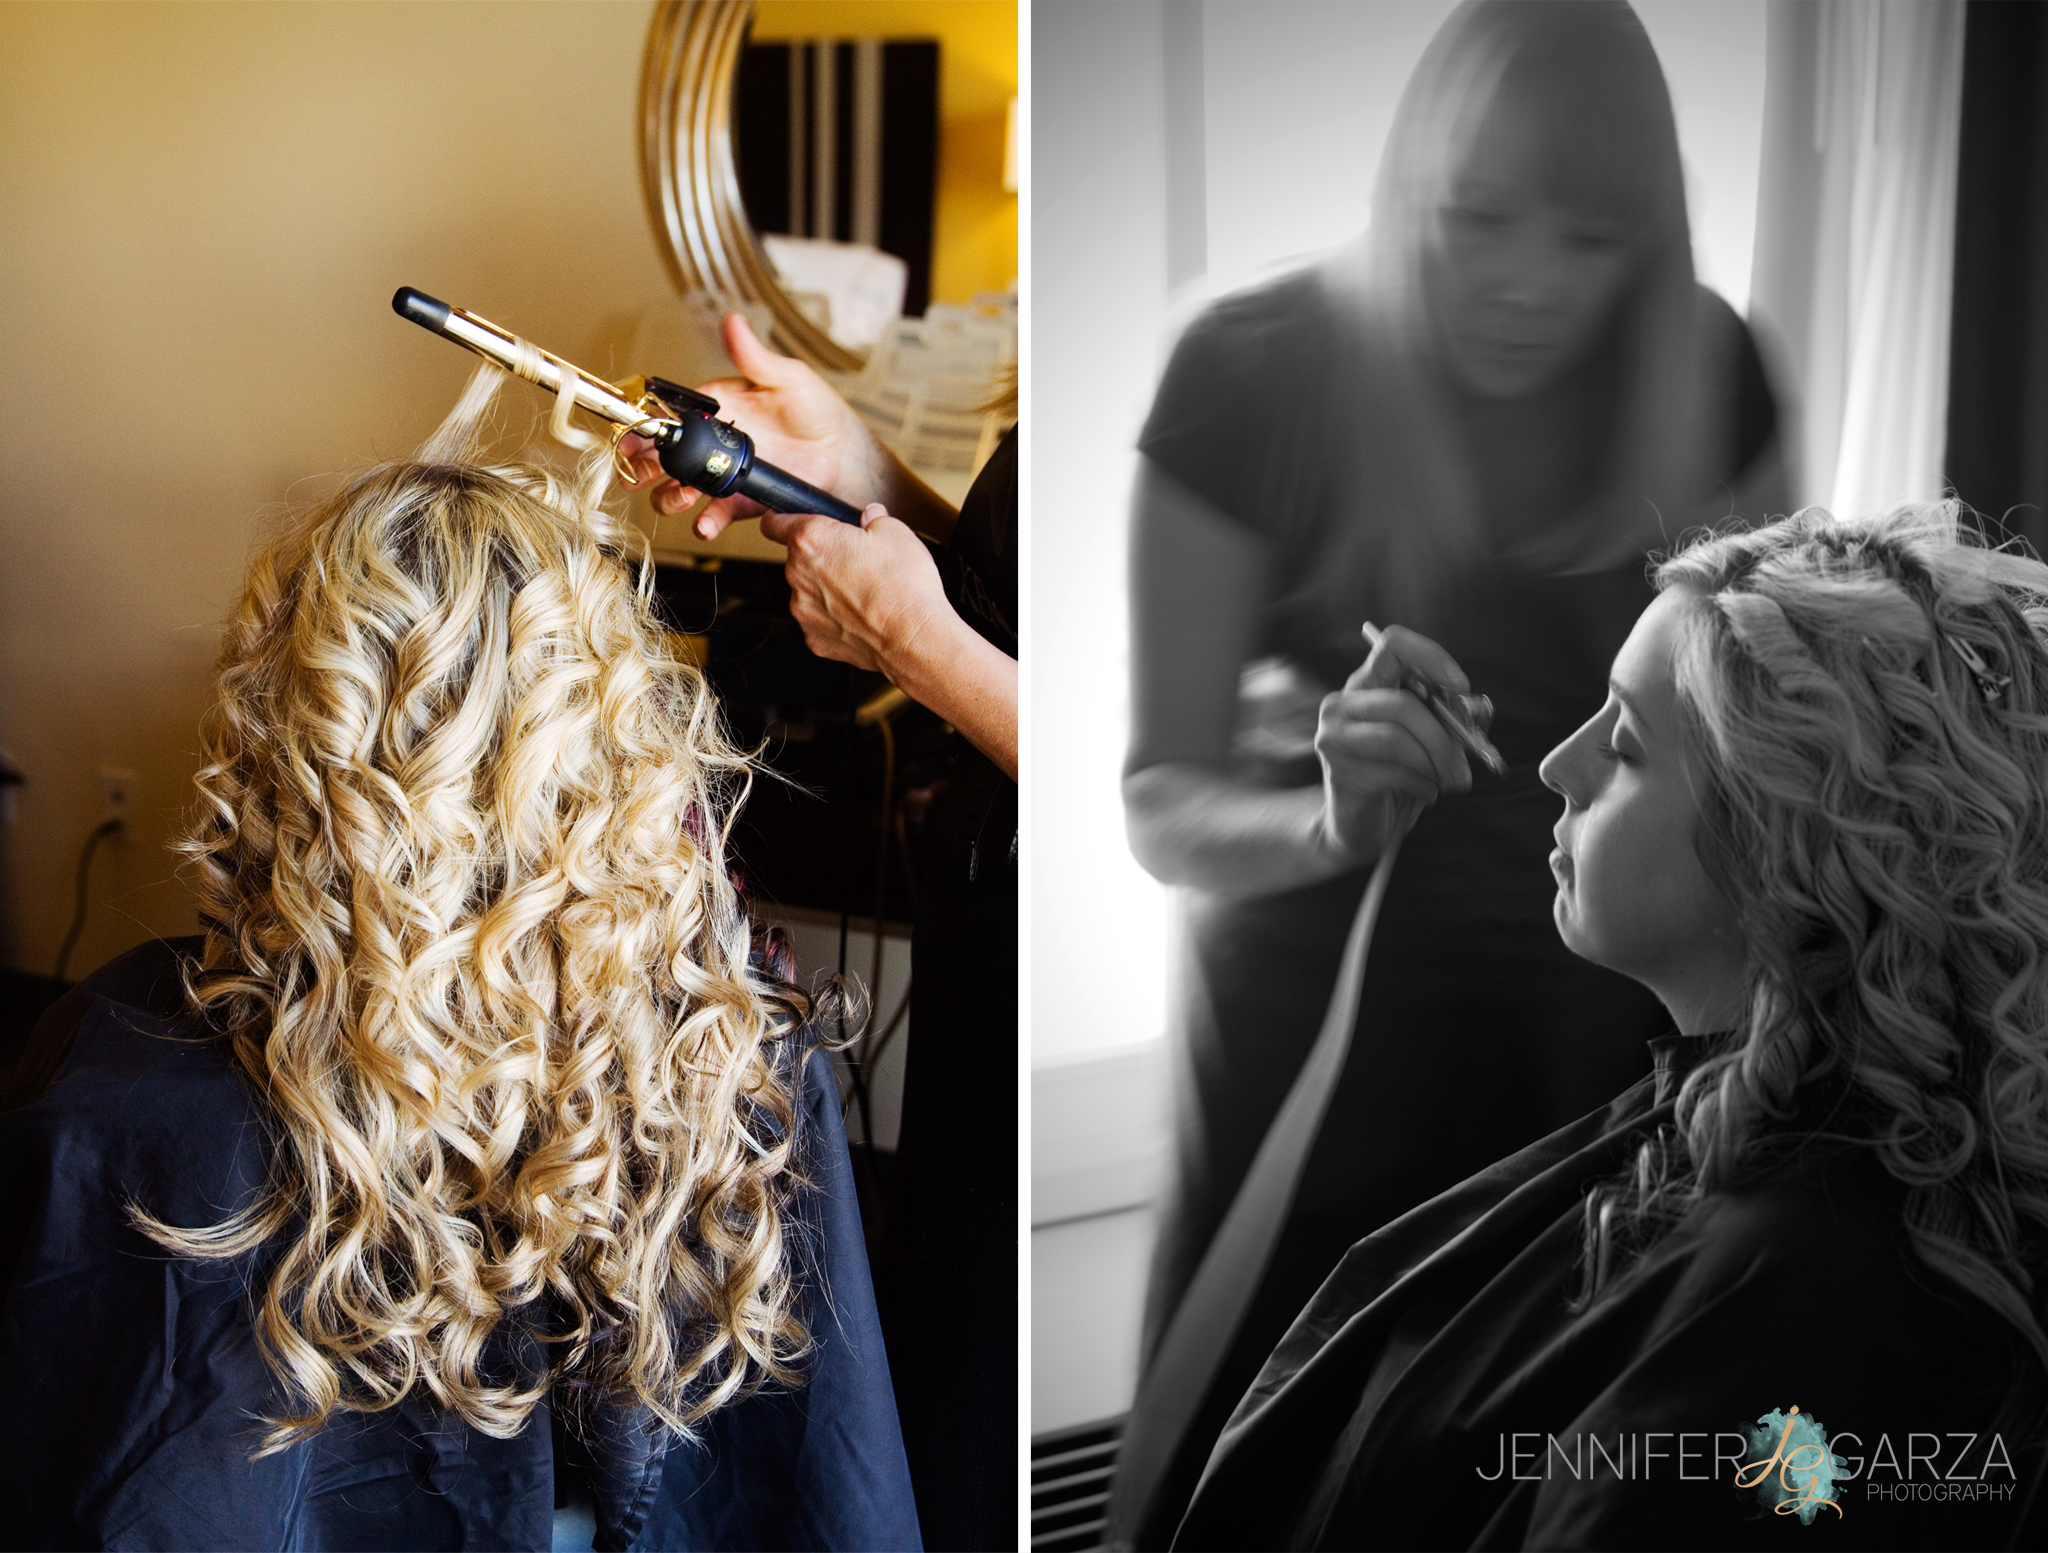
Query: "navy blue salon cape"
0 938 922 1551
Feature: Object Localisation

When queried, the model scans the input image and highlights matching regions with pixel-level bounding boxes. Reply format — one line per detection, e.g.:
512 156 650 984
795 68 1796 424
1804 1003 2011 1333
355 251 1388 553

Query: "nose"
1538 727 1584 806
1494 230 1567 314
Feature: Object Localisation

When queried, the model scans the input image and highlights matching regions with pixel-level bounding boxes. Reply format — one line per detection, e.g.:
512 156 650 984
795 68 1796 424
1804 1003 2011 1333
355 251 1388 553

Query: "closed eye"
1447 204 1513 232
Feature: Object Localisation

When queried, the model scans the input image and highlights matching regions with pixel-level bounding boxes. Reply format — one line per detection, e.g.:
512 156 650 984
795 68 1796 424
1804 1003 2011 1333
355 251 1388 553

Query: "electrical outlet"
98 766 137 832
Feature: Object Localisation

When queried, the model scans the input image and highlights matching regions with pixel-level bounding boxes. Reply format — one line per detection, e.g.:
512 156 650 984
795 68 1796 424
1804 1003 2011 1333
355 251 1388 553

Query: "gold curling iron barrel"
393 287 863 524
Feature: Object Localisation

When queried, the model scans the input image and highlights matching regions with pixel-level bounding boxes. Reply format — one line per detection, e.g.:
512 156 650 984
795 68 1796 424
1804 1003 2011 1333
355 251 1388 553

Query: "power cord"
846 712 898 1149
841 686 911 1144
53 819 120 985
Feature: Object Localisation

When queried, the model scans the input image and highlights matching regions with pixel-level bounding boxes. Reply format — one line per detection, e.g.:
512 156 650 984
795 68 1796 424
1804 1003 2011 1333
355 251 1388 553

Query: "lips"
1549 847 1574 887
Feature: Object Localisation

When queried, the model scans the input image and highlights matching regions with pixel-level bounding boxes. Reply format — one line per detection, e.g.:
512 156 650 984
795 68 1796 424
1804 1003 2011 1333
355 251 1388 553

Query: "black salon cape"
1174 1039 2048 1551
0 937 922 1552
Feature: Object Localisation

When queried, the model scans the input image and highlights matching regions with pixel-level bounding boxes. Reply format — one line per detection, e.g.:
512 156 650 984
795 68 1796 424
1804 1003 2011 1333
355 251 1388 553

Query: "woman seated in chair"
1175 503 2048 1550
0 369 920 1551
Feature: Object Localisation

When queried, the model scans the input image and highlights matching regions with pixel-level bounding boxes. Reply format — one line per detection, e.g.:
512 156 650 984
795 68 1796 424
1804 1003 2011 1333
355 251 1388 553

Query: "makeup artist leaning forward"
1118 2 1788 1541
628 320 1017 1552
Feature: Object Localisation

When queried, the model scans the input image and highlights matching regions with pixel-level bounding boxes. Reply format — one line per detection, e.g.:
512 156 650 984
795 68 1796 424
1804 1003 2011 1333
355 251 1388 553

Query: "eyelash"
1597 740 1637 766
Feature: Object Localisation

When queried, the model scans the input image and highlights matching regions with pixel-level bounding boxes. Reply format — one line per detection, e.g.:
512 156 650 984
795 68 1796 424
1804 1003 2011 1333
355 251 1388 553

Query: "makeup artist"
628 315 1016 1552
1117 2 1786 1542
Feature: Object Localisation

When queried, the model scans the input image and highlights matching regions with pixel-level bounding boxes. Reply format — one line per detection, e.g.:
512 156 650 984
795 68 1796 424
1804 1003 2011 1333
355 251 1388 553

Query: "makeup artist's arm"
763 506 1017 781
627 314 960 544
1123 463 1469 898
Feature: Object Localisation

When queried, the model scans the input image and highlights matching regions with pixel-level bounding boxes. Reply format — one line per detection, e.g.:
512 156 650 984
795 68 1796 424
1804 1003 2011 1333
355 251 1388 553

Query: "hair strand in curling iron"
391 287 863 524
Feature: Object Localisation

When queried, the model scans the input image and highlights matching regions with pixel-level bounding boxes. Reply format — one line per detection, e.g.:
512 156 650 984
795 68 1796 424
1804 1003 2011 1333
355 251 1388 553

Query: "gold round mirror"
638 0 865 373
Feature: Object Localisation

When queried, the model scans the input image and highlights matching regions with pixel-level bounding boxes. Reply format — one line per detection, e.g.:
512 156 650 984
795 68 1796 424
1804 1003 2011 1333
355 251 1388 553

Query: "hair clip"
1944 632 2012 703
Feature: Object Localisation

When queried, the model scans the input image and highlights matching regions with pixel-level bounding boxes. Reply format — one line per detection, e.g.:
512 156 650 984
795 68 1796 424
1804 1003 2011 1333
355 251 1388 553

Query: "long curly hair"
1581 502 2048 1362
1307 0 1729 632
146 367 819 1451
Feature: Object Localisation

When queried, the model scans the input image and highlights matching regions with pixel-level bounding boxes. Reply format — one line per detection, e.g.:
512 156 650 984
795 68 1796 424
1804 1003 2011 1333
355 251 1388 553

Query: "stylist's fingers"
656 482 702 518
1317 740 1442 807
759 508 842 550
1349 622 1471 694
1322 685 1472 792
1316 701 1437 791
651 480 745 534
616 432 712 523
1313 719 1440 857
721 313 814 391
618 432 674 494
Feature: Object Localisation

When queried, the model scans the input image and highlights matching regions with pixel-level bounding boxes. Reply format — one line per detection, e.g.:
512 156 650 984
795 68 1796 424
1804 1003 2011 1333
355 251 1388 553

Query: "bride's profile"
1177 504 2048 1550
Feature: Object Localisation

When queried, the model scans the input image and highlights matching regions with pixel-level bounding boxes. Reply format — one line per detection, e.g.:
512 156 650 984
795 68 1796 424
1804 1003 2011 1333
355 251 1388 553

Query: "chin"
1551 896 1624 977
1551 892 1586 957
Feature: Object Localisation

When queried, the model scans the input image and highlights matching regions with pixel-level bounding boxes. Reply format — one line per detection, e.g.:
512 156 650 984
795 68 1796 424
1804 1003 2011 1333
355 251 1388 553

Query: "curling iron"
392 287 863 525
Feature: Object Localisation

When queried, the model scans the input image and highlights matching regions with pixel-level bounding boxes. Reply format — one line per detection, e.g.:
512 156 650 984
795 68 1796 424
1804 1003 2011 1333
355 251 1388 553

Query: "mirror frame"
639 0 866 374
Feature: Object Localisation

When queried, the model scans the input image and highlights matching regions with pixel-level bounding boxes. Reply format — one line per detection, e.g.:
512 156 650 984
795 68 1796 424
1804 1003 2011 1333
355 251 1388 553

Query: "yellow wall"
0 3 692 976
751 0 1018 303
0 0 1015 981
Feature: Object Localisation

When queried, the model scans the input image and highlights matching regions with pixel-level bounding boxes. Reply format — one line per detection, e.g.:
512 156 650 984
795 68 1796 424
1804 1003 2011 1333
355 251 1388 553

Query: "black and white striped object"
1032 1417 1123 1553
735 39 939 317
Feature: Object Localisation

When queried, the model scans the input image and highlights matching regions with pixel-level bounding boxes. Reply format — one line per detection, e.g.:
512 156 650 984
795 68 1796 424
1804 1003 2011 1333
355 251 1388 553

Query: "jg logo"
1737 1407 1843 1522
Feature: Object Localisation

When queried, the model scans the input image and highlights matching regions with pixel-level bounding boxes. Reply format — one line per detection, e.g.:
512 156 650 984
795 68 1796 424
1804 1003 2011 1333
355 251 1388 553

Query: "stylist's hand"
760 504 950 674
622 314 875 538
1315 624 1474 859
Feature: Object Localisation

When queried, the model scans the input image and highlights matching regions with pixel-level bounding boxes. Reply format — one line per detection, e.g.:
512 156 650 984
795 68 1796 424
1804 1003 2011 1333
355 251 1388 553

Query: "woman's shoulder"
8 937 226 1095
1163 261 1351 383
2 937 264 1215
1140 262 1361 534
1653 1142 1992 1316
1520 1145 2048 1548
1611 1139 2044 1422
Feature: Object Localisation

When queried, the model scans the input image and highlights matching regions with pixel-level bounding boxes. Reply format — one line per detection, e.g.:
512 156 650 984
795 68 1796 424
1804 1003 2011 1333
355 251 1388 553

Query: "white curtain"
1749 0 1965 517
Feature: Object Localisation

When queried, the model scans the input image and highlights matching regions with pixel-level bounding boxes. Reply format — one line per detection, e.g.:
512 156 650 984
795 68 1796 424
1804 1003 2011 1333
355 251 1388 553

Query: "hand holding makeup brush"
1312 623 1494 860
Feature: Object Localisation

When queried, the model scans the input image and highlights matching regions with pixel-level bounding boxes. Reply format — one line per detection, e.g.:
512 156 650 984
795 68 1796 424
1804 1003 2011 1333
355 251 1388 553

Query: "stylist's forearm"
881 614 1017 780
840 435 962 546
1124 763 1373 896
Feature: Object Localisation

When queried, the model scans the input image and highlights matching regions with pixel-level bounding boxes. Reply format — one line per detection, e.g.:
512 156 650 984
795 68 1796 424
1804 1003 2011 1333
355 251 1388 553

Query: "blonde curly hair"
1582 502 2048 1362
146 367 817 1451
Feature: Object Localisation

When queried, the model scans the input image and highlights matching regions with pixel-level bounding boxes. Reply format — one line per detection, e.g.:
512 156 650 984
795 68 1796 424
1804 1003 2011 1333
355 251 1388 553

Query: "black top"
943 422 1018 662
1175 1037 2048 1551
1140 268 1775 678
878 421 1019 1550
0 938 921 1551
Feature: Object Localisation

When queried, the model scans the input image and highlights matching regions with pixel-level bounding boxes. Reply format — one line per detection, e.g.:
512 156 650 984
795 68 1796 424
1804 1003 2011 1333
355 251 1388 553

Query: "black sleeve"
945 424 1017 657
1136 273 1323 537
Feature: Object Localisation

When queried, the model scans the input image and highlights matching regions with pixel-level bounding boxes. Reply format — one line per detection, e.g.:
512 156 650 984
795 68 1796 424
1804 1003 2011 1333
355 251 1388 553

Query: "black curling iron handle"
654 414 863 525
738 461 865 525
